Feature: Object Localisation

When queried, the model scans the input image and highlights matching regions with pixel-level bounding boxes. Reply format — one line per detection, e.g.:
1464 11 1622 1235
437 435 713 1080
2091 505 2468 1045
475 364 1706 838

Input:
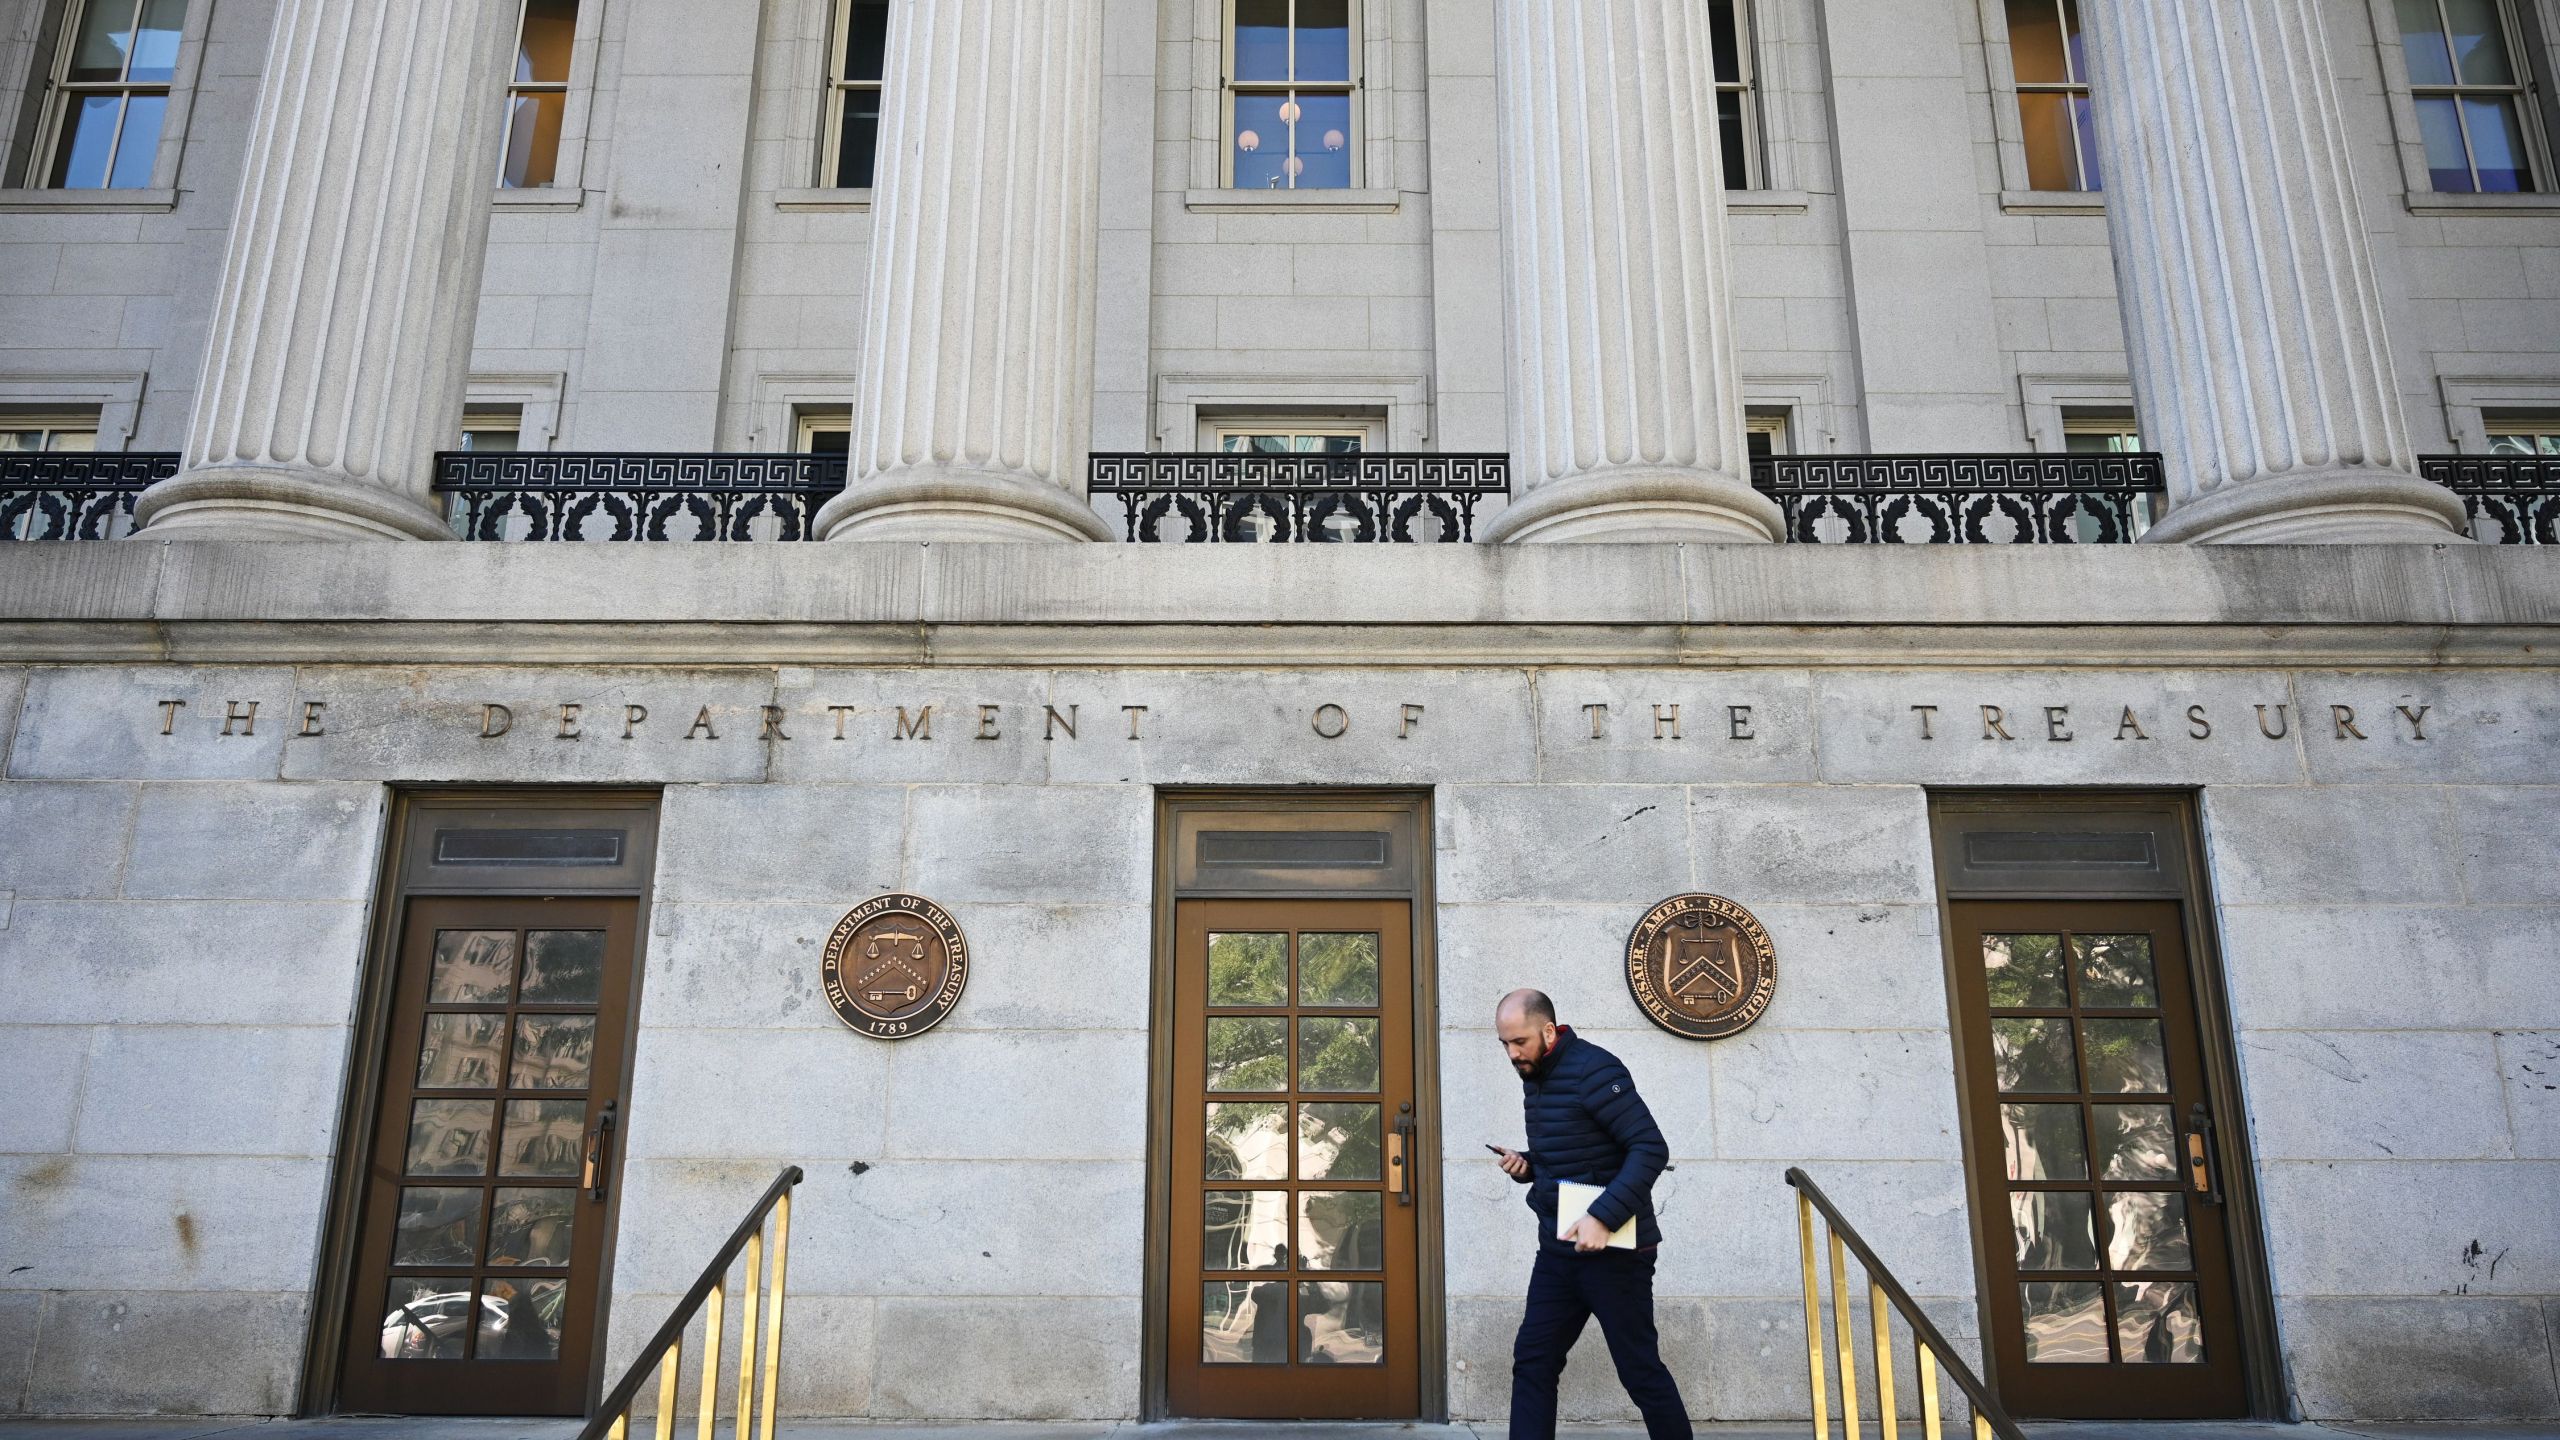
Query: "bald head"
1495 989 1560 1075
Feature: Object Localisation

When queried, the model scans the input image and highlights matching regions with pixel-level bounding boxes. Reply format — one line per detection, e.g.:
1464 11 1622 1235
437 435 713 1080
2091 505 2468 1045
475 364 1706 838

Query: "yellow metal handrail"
581 1166 802 1440
1789 1168 2024 1440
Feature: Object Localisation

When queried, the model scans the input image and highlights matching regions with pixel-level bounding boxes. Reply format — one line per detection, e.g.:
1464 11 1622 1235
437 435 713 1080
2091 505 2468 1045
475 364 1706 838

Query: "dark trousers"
1509 1245 1691 1440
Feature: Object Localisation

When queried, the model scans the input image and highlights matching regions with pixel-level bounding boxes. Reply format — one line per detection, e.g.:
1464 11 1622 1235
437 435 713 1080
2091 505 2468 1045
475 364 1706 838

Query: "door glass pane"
1202 1279 1292 1364
429 931 519 1003
2082 1019 2168 1093
1982 934 2065 1007
520 930 605 1003
2106 1191 2195 1271
2010 1191 2098 1271
487 1187 577 1266
2093 1103 2178 1180
1207 1017 1289 1092
2020 1281 2108 1363
511 1015 596 1090
499 1099 586 1177
418 1013 508 1089
1299 1281 1386 1364
1298 1190 1384 1271
381 1277 473 1360
1298 1101 1382 1180
1205 1102 1289 1180
392 1187 483 1266
2114 1280 2205 1363
131 0 186 81
517 0 578 82
2002 1103 2089 1180
407 1099 496 1176
1295 0 1352 81
1991 1018 2078 1093
1298 1016 1380 1092
2444 0 2515 82
481 1277 568 1360
2397 0 2457 83
1204 1189 1292 1271
1297 933 1379 1006
2075 933 2158 1007
1208 932 1287 1005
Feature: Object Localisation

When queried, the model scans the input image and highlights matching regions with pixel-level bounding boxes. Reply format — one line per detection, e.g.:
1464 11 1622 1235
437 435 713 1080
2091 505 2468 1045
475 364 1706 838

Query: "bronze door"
1167 899 1422 1418
339 898 638 1415
1950 901 2247 1417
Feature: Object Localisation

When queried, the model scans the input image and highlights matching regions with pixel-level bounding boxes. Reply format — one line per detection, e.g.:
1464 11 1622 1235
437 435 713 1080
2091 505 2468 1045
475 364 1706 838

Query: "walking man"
1490 988 1689 1440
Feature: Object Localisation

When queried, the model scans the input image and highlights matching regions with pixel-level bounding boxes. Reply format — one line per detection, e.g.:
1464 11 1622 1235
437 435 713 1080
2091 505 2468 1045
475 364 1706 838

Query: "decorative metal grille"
0 451 174 541
2420 456 2559 545
1751 454 2168 544
1087 452 1510 543
431 452 849 541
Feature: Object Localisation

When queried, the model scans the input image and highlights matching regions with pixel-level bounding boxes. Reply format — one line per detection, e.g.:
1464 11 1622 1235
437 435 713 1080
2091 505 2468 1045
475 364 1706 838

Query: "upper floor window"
2006 0 2099 192
824 0 887 188
798 408 852 455
2485 409 2560 455
29 0 180 189
459 407 523 454
1215 422 1370 454
2063 410 2140 454
1745 408 1791 457
2394 0 2545 192
1712 1 1762 190
2 414 100 453
500 0 577 188
1228 0 1357 190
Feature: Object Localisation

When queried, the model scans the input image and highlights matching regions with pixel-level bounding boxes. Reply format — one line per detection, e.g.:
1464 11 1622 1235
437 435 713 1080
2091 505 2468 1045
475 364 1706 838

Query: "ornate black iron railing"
431 451 848 541
1088 452 1509 543
2420 455 2558 545
0 451 175 541
1752 453 2168 544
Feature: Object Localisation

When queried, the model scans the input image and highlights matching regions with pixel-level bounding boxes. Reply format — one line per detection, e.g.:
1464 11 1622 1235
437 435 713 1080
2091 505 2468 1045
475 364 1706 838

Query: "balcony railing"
1088 451 1509 543
9 450 2549 545
1752 453 2168 544
0 451 173 541
2420 454 2558 545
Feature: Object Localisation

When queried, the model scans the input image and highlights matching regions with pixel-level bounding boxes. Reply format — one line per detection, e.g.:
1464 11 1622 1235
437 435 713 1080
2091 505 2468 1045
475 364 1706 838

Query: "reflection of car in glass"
380 1289 507 1359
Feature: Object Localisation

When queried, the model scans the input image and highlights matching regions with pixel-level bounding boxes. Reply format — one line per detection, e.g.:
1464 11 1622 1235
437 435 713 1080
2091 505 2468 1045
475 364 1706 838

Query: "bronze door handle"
2184 1102 2222 1205
583 1100 618 1203
1389 1102 1417 1207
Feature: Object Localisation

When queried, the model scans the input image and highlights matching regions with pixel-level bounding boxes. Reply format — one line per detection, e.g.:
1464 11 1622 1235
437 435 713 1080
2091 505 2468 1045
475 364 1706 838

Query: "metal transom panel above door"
1167 897 1422 1419
1947 900 2247 1417
338 896 638 1416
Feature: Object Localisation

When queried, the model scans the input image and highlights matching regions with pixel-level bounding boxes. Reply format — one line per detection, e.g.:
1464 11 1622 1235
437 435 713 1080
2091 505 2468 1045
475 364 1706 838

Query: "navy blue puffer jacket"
1511 1026 1669 1250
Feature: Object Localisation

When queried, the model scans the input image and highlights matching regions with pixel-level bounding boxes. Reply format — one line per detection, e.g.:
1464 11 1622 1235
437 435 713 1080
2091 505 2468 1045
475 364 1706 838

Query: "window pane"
68 0 136 82
1983 934 2065 1008
1233 92 1290 189
381 1277 473 1360
1992 1018 2079 1093
2415 95 2476 191
392 1187 483 1266
2020 1281 2108 1363
500 90 567 188
1205 1101 1289 1179
804 425 852 455
2396 0 2457 84
2082 1019 2168 1093
2076 933 2158 1008
2019 91 2086 192
1709 0 1744 83
2444 0 2516 83
2462 95 2533 192
1299 1280 1385 1364
2006 0 2069 84
460 426 521 453
1292 90 1354 189
1208 932 1287 1005
1204 1189 1291 1271
2060 0 2089 82
841 0 889 81
1716 90 1749 190
1298 1190 1385 1270
2002 1102 2089 1180
131 0 186 82
108 93 164 187
834 85 881 188
482 1277 567 1360
1202 1279 1291 1363
49 95 123 189
1298 1100 1381 1180
1207 1016 1290 1092
2115 1281 2205 1363
1296 0 1352 83
2106 1191 2195 1271
50 429 100 453
418 1013 508 1090
1298 932 1378 1006
2011 1191 2098 1270
487 1187 576 1265
517 0 578 84
1234 0 1289 82
2072 92 2103 191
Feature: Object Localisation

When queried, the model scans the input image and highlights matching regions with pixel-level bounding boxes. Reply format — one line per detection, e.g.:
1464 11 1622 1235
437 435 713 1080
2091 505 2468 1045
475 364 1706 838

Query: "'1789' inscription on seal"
1625 893 1776 1041
821 893 969 1040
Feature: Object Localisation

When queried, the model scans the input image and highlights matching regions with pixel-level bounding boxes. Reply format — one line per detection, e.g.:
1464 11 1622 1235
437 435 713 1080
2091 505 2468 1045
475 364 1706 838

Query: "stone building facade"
1 0 2557 1427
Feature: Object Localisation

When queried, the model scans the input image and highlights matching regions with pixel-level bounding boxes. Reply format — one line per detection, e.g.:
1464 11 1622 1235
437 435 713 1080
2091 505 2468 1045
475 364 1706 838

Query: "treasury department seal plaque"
821 893 969 1040
1625 893 1776 1041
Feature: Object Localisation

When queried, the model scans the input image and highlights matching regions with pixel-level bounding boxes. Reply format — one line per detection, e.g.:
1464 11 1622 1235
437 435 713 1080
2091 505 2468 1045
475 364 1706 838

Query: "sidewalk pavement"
2 1421 2560 1440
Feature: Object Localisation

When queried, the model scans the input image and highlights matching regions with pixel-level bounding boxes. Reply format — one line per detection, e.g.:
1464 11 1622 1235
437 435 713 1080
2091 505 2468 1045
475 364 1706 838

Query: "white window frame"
1202 414 1385 452
3 0 207 208
458 406 526 453
1154 372 1429 450
1186 0 1397 209
2022 374 2136 453
464 373 564 451
796 407 852 452
1978 0 2106 213
2367 0 2560 211
492 0 601 209
2440 375 2560 451
1743 375 1837 453
0 412 102 452
1744 408 1791 456
1221 0 1364 191
0 372 143 449
818 0 885 192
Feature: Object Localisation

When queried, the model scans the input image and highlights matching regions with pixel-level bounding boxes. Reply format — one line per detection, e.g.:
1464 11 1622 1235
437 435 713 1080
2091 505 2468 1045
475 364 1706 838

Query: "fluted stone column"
133 0 521 541
2082 0 2471 544
1478 0 1782 545
815 0 1112 542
